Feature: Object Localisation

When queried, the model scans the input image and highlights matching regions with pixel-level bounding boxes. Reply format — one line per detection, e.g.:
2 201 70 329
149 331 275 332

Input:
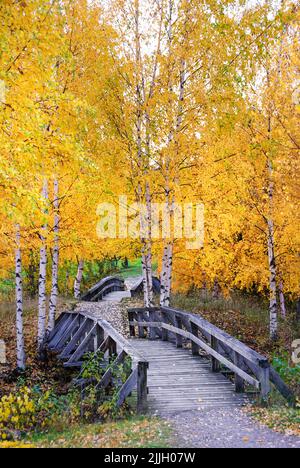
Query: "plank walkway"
129 338 248 415
101 291 132 302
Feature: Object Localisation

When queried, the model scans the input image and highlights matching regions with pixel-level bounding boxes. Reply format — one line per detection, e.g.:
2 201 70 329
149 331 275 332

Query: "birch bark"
134 0 153 307
37 180 48 352
266 109 278 340
279 280 286 319
74 260 84 299
160 5 187 306
15 225 25 370
48 179 59 332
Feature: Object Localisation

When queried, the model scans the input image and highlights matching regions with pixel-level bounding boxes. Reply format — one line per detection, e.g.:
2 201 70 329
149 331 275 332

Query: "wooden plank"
175 316 183 349
128 311 136 337
58 318 91 359
234 352 245 393
161 323 260 388
48 313 74 348
94 325 104 352
162 307 269 366
149 310 162 340
96 350 127 390
97 336 110 354
47 313 69 343
91 282 125 302
66 324 97 364
81 276 125 302
270 367 295 404
191 322 200 356
81 314 147 363
49 314 80 351
137 362 148 413
117 368 138 408
211 336 221 372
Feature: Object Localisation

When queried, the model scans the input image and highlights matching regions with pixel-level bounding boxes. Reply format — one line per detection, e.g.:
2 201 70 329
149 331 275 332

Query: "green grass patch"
249 405 300 436
27 416 172 449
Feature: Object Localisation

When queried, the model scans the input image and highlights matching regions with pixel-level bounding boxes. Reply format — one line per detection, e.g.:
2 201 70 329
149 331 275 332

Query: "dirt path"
166 407 300 448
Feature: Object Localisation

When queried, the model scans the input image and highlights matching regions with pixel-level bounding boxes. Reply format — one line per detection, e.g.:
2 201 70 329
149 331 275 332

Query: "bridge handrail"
81 276 125 302
47 311 148 413
163 307 268 366
128 307 294 404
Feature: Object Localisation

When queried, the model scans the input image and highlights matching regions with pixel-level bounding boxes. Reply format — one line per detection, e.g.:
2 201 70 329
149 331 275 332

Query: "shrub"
0 386 69 440
272 352 300 391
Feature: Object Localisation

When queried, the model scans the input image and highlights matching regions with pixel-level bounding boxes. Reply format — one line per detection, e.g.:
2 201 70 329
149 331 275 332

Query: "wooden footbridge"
46 305 294 415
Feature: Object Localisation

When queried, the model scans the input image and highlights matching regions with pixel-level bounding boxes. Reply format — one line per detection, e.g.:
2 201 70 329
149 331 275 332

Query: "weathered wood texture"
47 311 148 413
130 339 248 414
81 276 125 302
128 307 295 404
130 276 161 297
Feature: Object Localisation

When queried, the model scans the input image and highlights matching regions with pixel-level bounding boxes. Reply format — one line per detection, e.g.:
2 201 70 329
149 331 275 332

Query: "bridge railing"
47 311 148 413
81 276 125 302
128 307 294 403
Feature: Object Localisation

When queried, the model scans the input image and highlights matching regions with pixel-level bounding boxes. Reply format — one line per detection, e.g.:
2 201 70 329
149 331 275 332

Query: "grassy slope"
27 417 172 449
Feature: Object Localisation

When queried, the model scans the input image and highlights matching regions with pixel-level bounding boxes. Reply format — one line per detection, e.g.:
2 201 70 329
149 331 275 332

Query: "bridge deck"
129 339 249 414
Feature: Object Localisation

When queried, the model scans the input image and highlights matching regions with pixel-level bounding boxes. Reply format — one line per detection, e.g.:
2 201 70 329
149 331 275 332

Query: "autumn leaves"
0 0 299 371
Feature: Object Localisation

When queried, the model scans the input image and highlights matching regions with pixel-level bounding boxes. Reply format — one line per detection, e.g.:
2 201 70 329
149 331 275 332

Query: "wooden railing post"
258 362 271 400
233 352 245 393
191 322 200 356
211 336 221 372
128 311 136 337
175 316 183 348
137 362 148 413
137 312 146 339
149 310 156 340
161 311 168 341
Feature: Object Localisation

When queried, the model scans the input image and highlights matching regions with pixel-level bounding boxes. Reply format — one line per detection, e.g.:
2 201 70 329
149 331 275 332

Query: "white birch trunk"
164 242 173 307
48 179 59 333
141 251 149 307
266 110 278 340
74 260 84 299
15 225 25 370
279 280 286 319
160 244 169 306
37 180 48 351
268 217 278 340
145 182 153 306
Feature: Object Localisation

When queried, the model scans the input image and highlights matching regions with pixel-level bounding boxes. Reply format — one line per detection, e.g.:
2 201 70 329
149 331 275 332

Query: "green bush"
272 353 300 387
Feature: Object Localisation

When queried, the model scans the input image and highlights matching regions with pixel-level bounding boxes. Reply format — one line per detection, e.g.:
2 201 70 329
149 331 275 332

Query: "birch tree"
15 225 25 370
74 260 84 300
37 180 49 352
48 179 60 332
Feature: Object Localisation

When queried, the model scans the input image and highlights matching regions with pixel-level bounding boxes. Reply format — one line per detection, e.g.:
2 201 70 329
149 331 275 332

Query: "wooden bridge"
46 305 294 415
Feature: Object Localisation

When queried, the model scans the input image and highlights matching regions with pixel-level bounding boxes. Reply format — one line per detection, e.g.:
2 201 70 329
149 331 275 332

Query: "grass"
249 405 300 436
26 416 172 449
117 258 158 280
